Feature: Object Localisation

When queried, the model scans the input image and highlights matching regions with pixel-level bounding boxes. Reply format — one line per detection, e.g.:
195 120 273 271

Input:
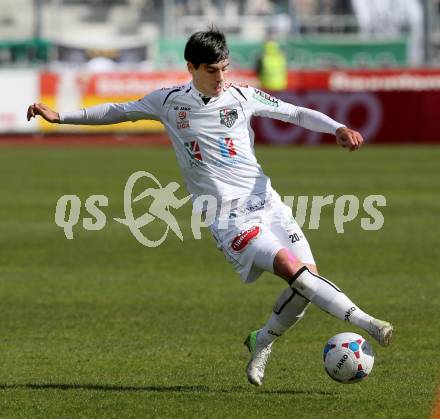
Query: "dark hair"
184 27 229 68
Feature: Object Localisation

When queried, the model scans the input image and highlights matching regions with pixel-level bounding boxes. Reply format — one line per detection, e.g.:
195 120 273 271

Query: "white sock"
289 267 373 331
258 287 310 345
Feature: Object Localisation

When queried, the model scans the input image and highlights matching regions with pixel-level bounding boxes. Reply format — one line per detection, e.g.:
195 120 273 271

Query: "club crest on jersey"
219 108 238 128
177 110 190 129
231 226 261 252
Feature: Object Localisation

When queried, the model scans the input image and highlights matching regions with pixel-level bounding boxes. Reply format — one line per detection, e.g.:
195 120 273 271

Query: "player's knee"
273 248 304 280
274 248 319 277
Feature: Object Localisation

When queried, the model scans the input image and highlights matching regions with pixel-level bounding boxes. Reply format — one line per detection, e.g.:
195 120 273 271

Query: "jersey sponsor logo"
229 198 266 219
184 140 204 167
177 110 190 129
174 106 191 111
252 88 279 107
219 137 237 157
231 225 261 252
214 137 246 167
219 108 238 128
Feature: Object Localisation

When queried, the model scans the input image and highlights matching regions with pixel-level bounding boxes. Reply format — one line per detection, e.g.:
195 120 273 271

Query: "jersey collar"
189 82 222 105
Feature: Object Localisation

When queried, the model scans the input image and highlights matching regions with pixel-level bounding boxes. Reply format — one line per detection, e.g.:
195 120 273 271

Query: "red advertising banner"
288 69 440 91
252 90 440 144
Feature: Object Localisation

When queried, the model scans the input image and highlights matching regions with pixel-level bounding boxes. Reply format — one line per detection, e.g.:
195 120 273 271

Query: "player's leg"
256 265 314 349
245 198 392 386
244 281 311 386
242 229 317 386
273 248 393 347
215 221 301 386
243 204 319 386
255 205 317 349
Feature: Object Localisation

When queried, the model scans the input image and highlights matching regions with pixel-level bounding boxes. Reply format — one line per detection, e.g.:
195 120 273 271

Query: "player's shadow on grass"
0 383 334 395
0 383 209 393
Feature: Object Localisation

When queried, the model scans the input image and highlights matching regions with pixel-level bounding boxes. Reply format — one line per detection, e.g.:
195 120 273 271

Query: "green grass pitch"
0 145 439 418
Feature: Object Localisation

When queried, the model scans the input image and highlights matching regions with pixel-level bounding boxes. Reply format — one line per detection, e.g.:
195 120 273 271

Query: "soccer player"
27 28 393 387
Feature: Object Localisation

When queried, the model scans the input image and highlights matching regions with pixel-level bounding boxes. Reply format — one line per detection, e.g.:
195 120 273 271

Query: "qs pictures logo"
54 171 191 247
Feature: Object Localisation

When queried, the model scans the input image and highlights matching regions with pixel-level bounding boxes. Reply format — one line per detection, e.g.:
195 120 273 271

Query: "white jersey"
60 82 344 207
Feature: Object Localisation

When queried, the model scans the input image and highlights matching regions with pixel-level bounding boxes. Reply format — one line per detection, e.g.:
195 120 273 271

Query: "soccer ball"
323 332 374 383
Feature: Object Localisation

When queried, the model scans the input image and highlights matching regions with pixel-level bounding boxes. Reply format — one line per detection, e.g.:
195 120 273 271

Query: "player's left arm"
288 105 363 151
246 87 363 151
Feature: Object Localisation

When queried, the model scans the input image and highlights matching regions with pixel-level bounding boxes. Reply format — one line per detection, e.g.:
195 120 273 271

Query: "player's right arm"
27 102 60 123
26 89 164 125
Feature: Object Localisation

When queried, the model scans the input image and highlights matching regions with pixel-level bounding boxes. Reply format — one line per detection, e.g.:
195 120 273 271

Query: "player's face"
188 59 230 97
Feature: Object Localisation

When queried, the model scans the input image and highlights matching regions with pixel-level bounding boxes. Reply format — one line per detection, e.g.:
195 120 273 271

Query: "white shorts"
209 192 315 283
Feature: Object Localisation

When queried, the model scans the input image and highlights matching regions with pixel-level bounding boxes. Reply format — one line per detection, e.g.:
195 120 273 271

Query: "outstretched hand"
27 103 60 123
335 127 363 152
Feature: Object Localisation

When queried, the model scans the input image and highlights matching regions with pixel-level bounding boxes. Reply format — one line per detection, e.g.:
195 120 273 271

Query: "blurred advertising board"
288 69 440 91
38 69 440 143
0 70 39 132
0 39 53 65
1 69 440 144
156 37 408 69
252 68 440 144
252 90 440 144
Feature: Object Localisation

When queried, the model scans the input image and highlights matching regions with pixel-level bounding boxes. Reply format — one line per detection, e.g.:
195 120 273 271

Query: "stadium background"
1 1 440 418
